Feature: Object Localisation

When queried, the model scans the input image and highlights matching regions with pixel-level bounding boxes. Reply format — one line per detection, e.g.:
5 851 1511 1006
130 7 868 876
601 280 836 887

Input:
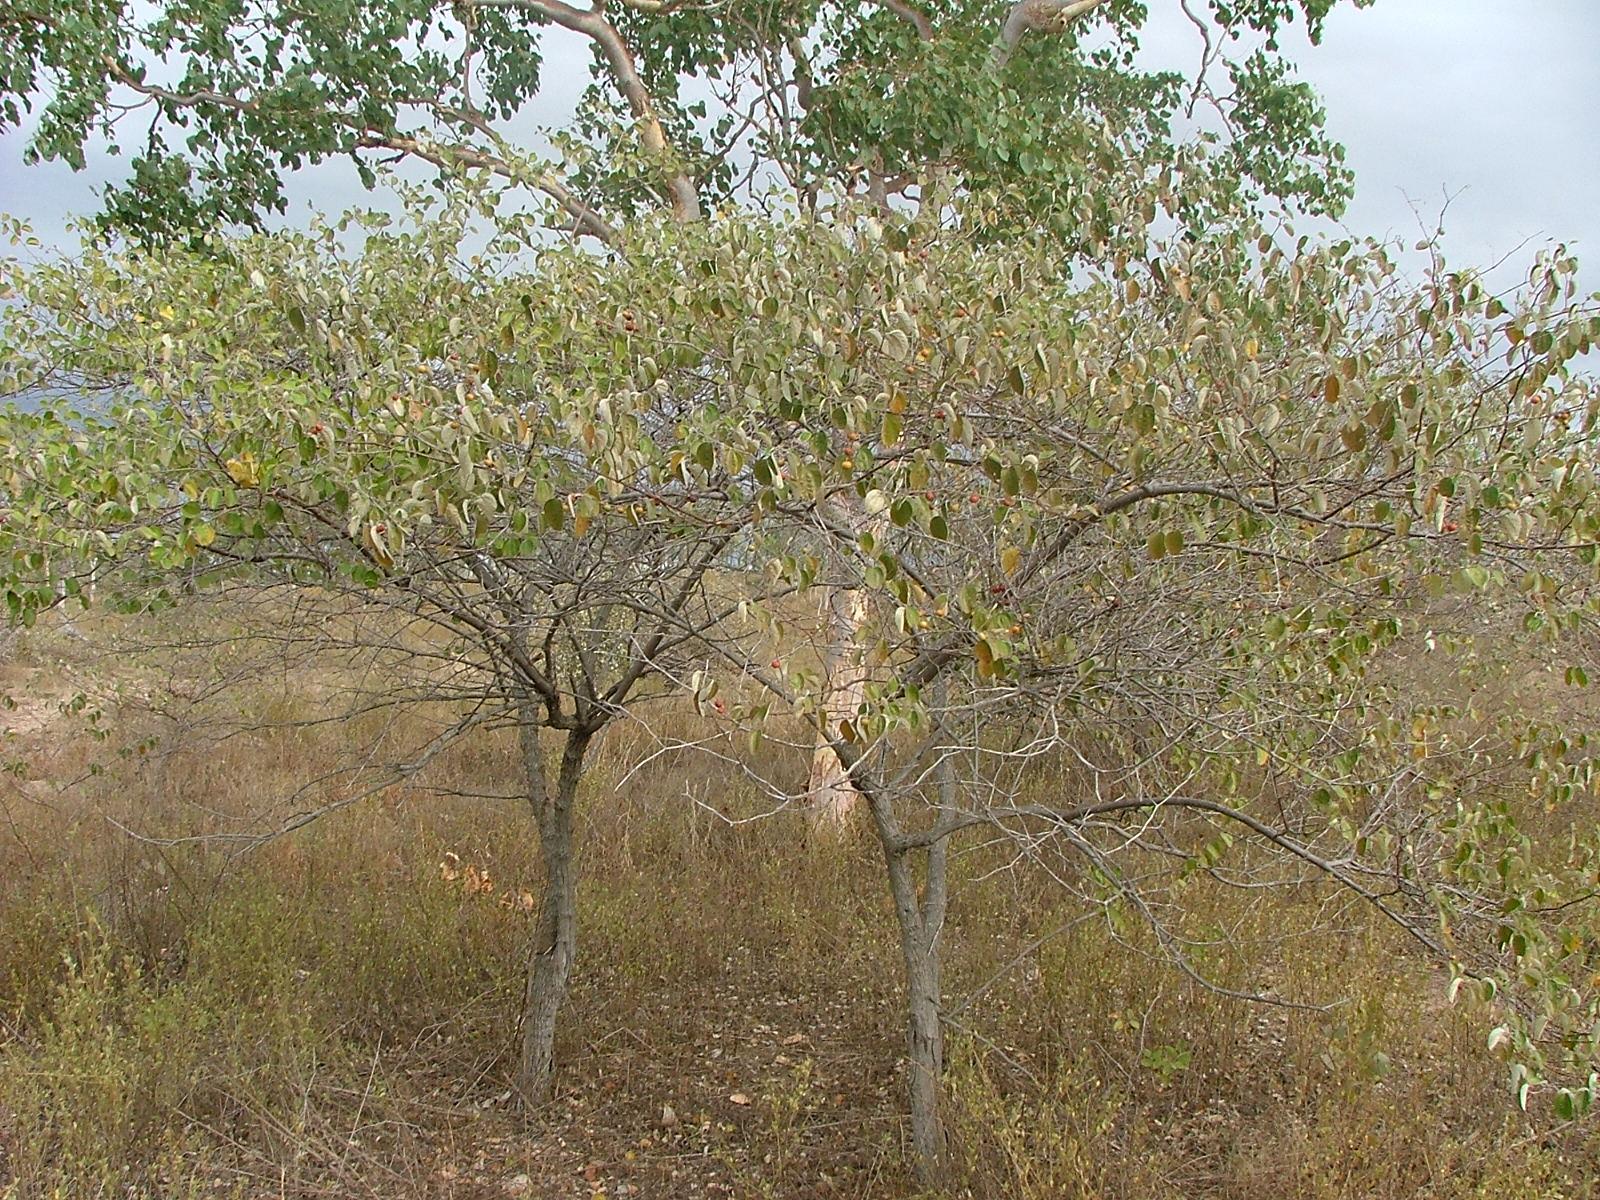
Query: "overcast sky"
1 0 1596 292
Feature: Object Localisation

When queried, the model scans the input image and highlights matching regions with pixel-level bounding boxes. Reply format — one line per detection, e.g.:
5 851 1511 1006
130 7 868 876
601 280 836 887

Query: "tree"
5 184 1600 1184
660 207 1600 1173
0 201 832 1102
3 0 1362 242
3 0 1380 825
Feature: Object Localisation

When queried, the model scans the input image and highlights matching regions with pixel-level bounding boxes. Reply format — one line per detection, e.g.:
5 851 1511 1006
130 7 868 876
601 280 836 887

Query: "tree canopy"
4 0 1369 242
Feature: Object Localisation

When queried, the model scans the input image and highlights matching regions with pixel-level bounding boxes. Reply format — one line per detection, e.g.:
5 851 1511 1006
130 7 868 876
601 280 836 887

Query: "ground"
2 619 1597 1199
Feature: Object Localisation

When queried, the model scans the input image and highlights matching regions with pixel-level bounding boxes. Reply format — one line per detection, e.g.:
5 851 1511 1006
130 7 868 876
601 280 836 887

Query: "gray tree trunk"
885 832 950 1183
518 724 590 1105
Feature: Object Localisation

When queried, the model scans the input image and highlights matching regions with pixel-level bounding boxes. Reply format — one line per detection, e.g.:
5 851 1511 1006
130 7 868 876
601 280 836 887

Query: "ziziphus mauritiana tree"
667 207 1600 1174
5 188 1600 1183
4 0 1382 821
0 206 830 1102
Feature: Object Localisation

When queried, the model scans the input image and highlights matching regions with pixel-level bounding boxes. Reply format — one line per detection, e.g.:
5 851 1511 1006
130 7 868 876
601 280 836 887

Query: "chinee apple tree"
0 201 834 1102
5 185 1600 1180
653 207 1600 1171
3 0 1386 823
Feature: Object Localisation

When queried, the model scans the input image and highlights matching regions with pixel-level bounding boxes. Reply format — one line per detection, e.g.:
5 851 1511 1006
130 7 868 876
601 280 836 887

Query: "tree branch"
875 0 933 42
100 59 620 243
993 0 1110 69
469 0 702 220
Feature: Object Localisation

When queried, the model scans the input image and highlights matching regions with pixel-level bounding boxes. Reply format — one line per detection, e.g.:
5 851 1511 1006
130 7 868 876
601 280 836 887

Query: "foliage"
2 0 1370 242
5 185 1600 1127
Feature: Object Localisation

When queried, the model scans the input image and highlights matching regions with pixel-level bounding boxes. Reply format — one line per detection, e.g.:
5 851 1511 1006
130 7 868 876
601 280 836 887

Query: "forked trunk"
517 724 590 1105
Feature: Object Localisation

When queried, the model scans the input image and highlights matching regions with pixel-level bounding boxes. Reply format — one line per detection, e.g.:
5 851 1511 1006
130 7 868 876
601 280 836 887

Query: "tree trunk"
806 582 872 826
518 724 590 1105
884 834 950 1184
903 914 946 1176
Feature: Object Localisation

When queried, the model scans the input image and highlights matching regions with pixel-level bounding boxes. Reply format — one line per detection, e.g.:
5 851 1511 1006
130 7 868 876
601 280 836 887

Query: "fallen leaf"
728 1092 752 1106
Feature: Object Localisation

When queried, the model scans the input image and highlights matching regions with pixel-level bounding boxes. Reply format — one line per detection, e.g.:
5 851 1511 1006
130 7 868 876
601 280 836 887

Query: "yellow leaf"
362 524 395 569
225 453 260 488
1000 546 1022 575
1323 375 1341 405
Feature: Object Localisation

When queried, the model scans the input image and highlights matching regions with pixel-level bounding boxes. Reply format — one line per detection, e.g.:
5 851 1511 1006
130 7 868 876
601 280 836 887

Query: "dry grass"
1 609 1596 1199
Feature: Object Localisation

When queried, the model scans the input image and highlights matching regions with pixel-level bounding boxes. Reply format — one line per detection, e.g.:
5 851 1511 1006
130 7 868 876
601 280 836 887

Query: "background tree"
3 0 1364 241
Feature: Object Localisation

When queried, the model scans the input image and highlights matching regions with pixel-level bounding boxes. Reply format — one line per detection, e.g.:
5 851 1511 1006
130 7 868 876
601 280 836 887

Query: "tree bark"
884 833 950 1183
518 722 591 1105
806 581 873 826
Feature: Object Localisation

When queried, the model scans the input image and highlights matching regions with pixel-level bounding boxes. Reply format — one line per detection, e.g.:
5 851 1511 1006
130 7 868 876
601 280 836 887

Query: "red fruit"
770 659 783 670
969 493 981 504
1442 521 1459 533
